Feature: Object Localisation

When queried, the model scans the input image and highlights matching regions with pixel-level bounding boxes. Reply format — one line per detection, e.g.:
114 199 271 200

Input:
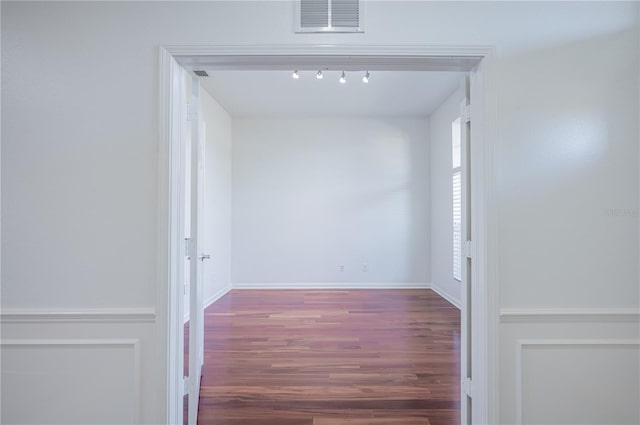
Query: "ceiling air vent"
296 0 363 33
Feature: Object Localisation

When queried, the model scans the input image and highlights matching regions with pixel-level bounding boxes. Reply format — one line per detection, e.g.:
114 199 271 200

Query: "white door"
459 75 472 425
187 75 207 425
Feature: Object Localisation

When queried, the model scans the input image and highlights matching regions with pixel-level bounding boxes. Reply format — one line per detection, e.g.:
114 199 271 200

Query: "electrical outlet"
362 264 368 272
339 265 345 272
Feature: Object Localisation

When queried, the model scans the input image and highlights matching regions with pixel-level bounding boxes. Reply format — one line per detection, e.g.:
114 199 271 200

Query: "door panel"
187 75 205 425
460 75 472 425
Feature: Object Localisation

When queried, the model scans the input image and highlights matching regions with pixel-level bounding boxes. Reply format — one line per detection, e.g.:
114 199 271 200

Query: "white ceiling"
199 70 463 118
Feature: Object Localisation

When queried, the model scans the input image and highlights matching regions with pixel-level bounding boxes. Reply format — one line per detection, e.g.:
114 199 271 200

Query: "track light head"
340 71 346 84
362 71 370 83
316 70 323 80
292 70 299 79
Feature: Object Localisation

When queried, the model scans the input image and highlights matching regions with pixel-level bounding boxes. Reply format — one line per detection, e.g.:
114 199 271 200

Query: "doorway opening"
159 45 498 425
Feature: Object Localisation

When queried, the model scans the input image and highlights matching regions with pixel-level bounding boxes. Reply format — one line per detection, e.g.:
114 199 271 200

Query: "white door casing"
158 45 499 425
460 75 472 425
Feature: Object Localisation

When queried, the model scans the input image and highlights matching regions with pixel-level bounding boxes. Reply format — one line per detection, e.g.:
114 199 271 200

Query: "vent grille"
296 0 363 33
300 0 329 28
193 70 209 77
331 0 360 28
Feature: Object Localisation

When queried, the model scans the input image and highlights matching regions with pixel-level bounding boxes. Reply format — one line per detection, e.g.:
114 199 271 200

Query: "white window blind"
453 171 462 281
452 117 462 282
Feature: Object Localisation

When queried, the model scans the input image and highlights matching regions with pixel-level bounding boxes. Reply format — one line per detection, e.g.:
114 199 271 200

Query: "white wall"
201 89 233 305
231 117 430 287
429 87 463 307
498 29 639 310
1 2 638 424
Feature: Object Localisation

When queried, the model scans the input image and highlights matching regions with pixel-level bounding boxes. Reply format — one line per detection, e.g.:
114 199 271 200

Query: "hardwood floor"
195 289 460 425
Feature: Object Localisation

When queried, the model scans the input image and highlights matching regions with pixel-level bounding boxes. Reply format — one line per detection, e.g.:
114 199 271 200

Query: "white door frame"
158 44 500 425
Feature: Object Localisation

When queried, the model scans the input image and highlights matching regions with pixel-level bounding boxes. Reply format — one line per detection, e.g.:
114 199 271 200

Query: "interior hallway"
191 289 460 425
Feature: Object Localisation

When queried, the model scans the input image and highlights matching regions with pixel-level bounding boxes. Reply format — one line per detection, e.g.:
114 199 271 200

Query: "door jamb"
158 44 500 425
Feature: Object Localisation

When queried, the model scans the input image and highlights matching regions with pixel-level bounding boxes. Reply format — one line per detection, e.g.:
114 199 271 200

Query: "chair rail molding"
500 308 640 323
0 308 157 324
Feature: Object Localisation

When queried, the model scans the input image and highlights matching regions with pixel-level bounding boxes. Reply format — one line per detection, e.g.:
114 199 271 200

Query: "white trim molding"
204 284 232 309
231 282 431 290
160 43 499 425
185 284 232 323
500 308 640 324
514 338 640 425
166 44 487 72
430 285 461 309
0 308 157 324
158 46 189 425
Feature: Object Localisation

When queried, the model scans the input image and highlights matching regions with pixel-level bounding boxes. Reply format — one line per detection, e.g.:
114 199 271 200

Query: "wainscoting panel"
517 340 639 425
499 309 640 425
1 308 156 424
1 339 140 425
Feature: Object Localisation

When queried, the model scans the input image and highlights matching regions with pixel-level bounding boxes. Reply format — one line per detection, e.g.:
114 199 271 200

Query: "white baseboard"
231 282 431 290
430 285 461 309
204 283 232 309
184 284 232 324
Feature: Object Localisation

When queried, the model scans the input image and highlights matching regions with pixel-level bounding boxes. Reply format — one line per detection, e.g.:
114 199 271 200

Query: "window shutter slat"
453 171 462 281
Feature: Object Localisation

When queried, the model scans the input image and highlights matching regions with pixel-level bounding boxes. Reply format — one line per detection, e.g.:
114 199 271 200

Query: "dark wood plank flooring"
194 289 460 425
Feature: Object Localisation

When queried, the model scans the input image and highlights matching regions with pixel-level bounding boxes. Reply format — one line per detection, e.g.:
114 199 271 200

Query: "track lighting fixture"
291 70 369 84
